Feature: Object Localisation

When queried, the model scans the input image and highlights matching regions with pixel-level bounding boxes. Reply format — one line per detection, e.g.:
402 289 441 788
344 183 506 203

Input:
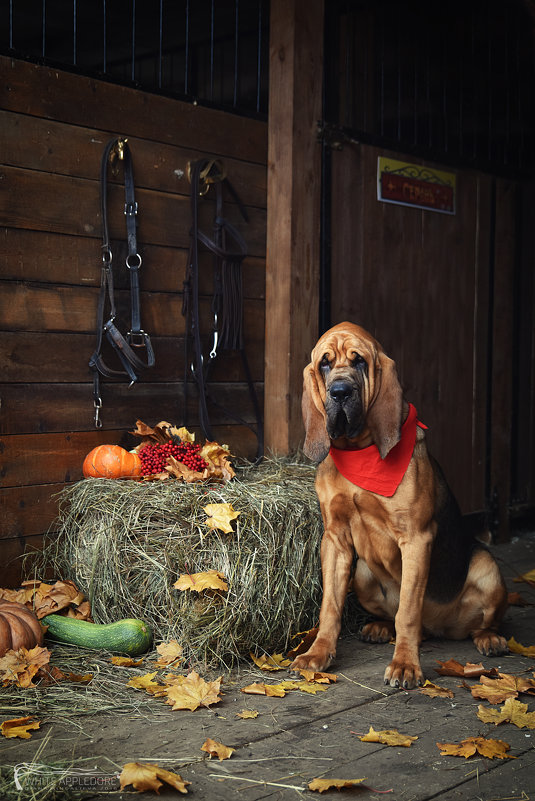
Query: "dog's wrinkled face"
302 322 404 463
318 338 370 440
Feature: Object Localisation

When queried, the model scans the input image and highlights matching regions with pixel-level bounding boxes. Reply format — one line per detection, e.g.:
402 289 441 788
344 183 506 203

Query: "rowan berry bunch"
138 440 208 476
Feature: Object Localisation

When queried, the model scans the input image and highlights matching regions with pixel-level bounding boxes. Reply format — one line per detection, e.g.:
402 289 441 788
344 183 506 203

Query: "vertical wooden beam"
264 0 324 454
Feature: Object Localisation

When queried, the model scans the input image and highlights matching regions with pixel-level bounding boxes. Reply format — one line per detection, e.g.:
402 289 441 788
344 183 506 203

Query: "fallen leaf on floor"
435 658 498 679
469 672 535 703
119 762 190 794
513 568 535 588
419 680 454 698
437 736 515 759
241 681 288 697
201 738 235 760
111 656 143 667
173 570 228 593
0 646 51 688
203 503 240 534
297 669 337 683
0 716 40 739
308 777 366 793
154 640 184 667
127 671 162 694
236 709 259 719
250 652 291 671
67 672 93 684
508 592 531 606
477 697 535 728
165 671 222 711
507 636 535 657
357 725 417 747
287 627 319 659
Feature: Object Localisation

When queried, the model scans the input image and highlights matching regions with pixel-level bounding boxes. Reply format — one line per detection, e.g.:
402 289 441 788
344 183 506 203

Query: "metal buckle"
124 201 138 216
128 330 147 348
125 253 142 270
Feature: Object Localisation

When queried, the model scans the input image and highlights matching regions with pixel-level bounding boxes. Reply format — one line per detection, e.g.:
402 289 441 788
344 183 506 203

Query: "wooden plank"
0 166 267 257
0 56 267 165
0 382 264 436
0 483 62 539
0 228 266 297
0 110 267 209
0 534 46 588
264 0 323 453
0 331 265 384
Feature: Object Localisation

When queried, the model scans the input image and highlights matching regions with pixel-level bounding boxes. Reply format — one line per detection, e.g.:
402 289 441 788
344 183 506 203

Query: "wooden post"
264 0 324 454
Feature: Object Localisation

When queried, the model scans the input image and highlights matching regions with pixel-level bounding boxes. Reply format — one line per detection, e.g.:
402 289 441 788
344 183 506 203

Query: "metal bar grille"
2 0 269 118
325 0 535 177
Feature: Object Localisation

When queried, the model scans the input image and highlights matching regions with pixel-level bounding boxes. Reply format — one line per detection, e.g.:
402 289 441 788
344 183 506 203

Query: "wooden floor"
2 531 535 800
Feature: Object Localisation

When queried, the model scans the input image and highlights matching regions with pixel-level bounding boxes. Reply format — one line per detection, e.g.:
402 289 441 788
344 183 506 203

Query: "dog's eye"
320 355 331 372
351 353 365 368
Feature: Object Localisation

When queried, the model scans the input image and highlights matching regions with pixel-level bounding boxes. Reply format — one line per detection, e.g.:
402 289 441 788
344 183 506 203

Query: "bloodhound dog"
291 322 508 688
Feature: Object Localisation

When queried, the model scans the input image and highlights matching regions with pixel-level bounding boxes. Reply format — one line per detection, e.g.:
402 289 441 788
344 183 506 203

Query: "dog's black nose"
329 380 353 403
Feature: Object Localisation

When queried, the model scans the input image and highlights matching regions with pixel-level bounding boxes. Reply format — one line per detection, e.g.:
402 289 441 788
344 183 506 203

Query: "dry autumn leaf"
30 580 86 619
470 672 535 704
1 716 40 739
111 656 143 667
236 709 259 719
308 778 366 793
419 680 454 698
67 672 93 684
507 636 535 657
287 627 319 659
155 640 184 667
119 762 190 794
0 646 51 688
437 736 515 759
200 442 236 482
508 592 531 607
477 697 535 729
250 652 291 671
174 570 228 594
435 658 497 679
201 738 235 760
297 670 337 684
165 671 222 711
203 503 240 534
127 671 162 694
357 726 417 747
513 568 535 588
241 681 288 697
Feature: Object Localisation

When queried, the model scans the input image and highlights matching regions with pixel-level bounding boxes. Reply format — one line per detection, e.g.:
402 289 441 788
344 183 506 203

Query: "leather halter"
182 159 264 459
89 138 155 427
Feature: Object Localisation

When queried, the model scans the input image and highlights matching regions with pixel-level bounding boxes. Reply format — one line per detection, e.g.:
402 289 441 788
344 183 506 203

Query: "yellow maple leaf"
359 726 418 747
250 652 291 671
203 503 240 534
236 709 259 719
174 569 228 593
119 762 190 793
241 682 288 697
513 568 535 587
477 697 535 729
200 442 235 482
308 777 366 793
507 636 535 657
294 681 328 695
419 680 454 698
0 716 40 739
165 671 222 711
155 640 184 667
111 656 143 667
201 738 235 760
127 671 162 694
437 736 515 759
470 672 535 704
298 669 337 684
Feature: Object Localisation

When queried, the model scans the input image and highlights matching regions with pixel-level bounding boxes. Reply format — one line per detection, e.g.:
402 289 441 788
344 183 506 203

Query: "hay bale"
36 458 329 670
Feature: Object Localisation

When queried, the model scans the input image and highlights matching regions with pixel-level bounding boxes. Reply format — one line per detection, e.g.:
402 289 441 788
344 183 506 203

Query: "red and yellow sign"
377 157 456 214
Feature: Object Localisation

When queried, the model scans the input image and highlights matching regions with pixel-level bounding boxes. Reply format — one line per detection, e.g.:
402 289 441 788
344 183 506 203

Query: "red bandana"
329 403 427 497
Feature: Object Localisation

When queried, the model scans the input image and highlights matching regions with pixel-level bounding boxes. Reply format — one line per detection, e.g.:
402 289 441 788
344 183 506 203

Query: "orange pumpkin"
82 445 142 479
0 600 44 657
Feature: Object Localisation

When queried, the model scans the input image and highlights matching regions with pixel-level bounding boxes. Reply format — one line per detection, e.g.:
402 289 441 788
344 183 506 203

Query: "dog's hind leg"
466 548 508 655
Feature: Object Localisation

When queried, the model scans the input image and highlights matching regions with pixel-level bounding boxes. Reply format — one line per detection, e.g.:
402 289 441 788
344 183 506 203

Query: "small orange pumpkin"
82 445 142 479
0 600 44 657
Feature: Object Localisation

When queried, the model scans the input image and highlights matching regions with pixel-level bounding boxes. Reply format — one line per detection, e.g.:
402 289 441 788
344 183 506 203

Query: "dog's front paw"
472 630 509 656
383 658 424 689
290 640 335 673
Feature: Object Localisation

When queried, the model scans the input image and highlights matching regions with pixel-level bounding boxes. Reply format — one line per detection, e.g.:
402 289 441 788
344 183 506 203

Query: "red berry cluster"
138 440 208 476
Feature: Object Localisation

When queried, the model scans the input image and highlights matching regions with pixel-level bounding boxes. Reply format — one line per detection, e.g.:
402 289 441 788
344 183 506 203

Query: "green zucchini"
44 615 153 655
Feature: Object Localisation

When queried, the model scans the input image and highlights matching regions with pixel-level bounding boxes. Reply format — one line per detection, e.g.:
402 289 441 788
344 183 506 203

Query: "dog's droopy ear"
367 352 403 459
302 363 330 463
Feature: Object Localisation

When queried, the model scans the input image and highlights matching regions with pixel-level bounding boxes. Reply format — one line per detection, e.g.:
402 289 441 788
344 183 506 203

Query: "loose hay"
32 457 353 671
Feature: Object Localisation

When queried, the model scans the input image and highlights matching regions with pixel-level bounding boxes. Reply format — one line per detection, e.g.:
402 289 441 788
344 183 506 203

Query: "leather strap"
183 159 264 459
89 138 155 428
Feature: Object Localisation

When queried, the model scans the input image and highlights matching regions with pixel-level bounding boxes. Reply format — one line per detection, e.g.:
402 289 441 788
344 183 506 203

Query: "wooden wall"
0 56 267 587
